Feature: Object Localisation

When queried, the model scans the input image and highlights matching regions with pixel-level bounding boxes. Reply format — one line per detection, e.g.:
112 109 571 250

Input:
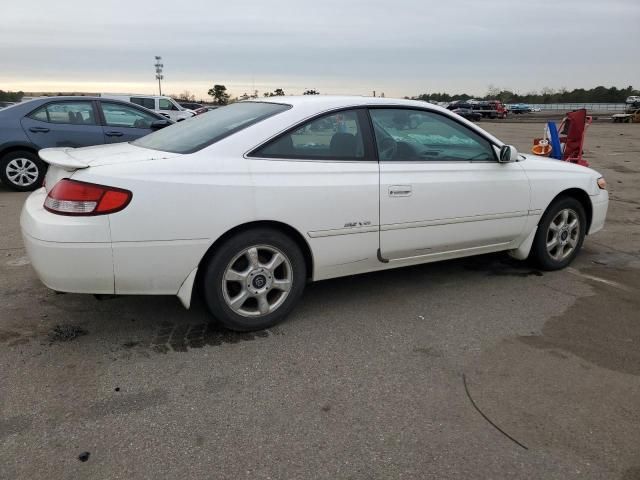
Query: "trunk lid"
39 142 180 169
39 143 180 192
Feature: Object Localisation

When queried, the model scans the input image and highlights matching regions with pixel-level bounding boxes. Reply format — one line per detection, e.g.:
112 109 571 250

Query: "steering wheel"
379 137 397 161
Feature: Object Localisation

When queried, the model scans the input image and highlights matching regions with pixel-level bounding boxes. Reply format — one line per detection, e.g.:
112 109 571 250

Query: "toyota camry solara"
21 96 609 331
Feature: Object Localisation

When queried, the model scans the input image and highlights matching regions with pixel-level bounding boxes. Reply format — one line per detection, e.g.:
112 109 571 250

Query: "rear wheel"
201 228 306 331
529 197 586 270
0 150 46 191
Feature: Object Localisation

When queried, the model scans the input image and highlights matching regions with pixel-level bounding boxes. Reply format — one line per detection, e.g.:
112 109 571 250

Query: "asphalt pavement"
1 122 639 479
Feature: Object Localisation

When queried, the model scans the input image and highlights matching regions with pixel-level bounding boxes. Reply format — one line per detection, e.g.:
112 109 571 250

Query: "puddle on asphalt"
519 266 640 375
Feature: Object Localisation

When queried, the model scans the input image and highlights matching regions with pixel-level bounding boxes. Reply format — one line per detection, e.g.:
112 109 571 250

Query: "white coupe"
21 96 609 331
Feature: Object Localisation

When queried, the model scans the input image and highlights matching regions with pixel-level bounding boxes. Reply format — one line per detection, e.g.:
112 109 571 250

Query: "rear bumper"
20 188 115 294
589 189 609 235
22 233 115 294
20 188 207 299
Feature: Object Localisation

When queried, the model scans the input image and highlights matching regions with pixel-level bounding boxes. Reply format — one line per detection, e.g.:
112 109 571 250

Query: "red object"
485 100 508 119
44 179 132 216
558 109 591 166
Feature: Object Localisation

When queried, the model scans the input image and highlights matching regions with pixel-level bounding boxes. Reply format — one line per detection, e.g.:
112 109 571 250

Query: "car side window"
369 109 495 162
28 101 97 125
131 97 155 110
101 102 158 129
254 110 365 160
159 98 178 111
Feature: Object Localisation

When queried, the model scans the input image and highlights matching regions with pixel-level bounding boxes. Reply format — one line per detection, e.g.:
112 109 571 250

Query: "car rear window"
132 102 290 154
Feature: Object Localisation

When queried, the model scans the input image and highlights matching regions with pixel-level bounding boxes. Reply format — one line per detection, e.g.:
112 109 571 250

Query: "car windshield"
132 102 290 154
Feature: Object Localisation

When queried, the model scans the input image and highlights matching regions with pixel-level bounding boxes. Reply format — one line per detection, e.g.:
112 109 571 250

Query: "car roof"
0 96 164 119
249 95 447 113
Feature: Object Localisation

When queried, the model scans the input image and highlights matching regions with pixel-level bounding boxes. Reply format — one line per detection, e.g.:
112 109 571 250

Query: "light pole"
154 56 164 96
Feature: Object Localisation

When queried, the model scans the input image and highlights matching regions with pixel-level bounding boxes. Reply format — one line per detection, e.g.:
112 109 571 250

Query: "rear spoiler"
39 148 89 171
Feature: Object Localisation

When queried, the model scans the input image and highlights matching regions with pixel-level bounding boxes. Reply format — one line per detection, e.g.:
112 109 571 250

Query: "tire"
0 150 46 192
201 228 307 331
529 196 587 270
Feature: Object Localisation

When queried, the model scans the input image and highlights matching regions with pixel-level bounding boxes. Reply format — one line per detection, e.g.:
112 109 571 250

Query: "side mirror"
150 119 171 130
499 144 518 163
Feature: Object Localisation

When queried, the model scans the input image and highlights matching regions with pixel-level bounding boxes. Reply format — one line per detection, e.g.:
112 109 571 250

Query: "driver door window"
369 109 495 162
159 98 178 111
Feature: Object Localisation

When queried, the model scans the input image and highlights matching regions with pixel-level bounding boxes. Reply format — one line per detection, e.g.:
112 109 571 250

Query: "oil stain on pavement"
147 321 276 354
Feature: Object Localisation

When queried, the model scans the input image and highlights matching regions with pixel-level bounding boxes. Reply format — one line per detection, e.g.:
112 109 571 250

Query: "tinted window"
131 97 155 109
28 101 97 125
101 102 158 128
254 110 365 160
133 102 289 154
159 98 178 111
369 109 495 162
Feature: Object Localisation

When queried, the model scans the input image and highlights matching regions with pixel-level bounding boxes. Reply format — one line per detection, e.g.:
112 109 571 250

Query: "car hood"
39 142 180 170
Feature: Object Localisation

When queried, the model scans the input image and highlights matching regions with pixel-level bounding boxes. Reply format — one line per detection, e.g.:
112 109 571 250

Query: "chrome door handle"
389 185 412 197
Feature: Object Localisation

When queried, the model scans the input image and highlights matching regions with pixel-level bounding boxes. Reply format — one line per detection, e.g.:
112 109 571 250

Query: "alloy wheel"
546 208 580 261
221 245 293 317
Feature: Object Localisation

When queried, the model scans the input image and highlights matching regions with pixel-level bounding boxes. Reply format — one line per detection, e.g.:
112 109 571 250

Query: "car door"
158 97 182 121
370 108 530 261
20 100 104 148
98 101 159 143
249 108 380 278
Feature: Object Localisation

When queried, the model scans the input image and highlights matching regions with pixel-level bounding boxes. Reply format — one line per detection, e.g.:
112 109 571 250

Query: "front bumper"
20 188 115 294
589 189 609 235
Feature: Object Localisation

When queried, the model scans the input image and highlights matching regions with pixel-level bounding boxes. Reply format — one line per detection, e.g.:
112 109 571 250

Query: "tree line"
411 85 639 104
0 90 25 102
4 85 637 105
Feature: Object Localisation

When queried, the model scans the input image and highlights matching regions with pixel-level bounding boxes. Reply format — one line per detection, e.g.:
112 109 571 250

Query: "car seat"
84 110 95 124
330 133 357 157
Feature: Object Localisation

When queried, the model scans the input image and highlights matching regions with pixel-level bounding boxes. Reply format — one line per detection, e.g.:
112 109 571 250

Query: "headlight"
597 177 607 190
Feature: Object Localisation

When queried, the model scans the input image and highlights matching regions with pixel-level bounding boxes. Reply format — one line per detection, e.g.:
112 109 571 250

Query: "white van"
100 94 195 121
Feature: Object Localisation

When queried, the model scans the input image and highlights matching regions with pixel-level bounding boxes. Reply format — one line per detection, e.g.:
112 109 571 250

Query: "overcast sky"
1 0 638 99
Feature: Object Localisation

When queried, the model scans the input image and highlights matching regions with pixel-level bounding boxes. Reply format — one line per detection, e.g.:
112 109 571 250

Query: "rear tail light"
44 179 132 216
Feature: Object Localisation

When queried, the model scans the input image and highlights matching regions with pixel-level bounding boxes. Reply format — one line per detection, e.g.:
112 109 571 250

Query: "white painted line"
566 267 632 292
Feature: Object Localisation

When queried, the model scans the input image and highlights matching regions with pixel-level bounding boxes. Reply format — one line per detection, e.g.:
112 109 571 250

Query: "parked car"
509 103 533 114
625 95 640 104
447 100 507 119
450 107 482 121
0 101 16 110
21 96 608 331
626 101 640 113
178 102 204 110
101 94 195 122
0 97 171 191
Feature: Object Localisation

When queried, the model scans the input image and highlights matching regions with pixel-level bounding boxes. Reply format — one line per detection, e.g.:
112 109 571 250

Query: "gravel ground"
1 122 639 479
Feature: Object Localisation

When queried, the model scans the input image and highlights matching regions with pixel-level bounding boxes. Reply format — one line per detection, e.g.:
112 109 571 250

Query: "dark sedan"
0 97 171 191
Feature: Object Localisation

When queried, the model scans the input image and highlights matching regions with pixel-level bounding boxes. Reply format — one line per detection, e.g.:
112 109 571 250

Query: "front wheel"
201 228 306 331
529 197 586 270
